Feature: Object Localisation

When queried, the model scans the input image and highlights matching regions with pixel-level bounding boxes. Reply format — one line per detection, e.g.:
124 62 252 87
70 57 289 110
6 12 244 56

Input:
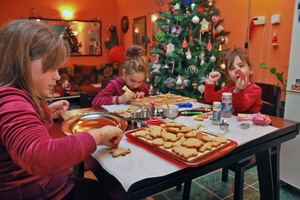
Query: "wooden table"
50 107 300 200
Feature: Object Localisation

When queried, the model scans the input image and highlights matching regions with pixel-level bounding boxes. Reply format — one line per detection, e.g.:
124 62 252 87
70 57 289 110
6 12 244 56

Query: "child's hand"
135 91 145 98
208 71 221 83
120 91 136 103
234 77 250 92
48 100 69 119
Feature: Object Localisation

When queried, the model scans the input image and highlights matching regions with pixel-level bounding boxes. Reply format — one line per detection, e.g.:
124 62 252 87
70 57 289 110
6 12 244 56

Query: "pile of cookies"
132 122 228 160
114 106 140 118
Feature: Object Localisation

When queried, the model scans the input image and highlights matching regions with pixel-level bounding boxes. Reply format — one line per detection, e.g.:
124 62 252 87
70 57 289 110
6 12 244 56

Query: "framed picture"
132 16 147 53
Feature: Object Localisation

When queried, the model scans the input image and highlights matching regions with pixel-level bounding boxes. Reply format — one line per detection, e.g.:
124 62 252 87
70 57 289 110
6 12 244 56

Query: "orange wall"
1 0 293 100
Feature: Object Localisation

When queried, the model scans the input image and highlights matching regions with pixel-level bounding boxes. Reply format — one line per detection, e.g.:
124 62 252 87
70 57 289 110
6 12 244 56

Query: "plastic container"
221 93 232 118
212 101 222 125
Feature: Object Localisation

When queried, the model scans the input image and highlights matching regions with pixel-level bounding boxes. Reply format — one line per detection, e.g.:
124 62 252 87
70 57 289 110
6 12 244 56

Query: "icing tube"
122 85 134 93
234 64 246 78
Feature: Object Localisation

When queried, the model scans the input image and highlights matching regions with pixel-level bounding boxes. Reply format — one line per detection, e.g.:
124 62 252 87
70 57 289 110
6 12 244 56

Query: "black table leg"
256 149 274 200
182 180 191 200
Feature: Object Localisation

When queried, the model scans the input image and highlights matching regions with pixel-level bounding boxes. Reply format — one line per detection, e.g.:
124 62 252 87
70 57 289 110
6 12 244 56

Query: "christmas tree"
62 26 79 54
149 0 230 99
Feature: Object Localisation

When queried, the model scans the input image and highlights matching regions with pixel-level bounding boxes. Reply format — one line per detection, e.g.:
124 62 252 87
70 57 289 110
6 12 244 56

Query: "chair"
101 77 114 90
255 82 282 117
221 82 282 200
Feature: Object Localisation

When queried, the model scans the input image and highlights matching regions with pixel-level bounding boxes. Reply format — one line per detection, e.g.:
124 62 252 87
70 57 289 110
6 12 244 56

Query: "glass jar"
212 101 222 125
221 92 232 118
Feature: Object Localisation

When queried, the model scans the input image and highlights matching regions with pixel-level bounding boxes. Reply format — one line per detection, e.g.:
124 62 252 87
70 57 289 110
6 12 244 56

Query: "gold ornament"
192 82 198 89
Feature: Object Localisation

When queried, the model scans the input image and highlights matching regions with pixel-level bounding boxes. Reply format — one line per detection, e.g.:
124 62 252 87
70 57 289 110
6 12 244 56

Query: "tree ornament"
183 78 190 86
198 84 205 94
149 84 153 95
155 31 165 41
164 77 176 88
188 65 198 73
166 43 175 54
185 48 192 60
151 64 161 73
185 11 191 17
192 15 200 24
220 36 225 44
216 25 224 33
163 63 169 70
174 3 180 10
182 37 188 48
218 44 222 51
206 40 212 51
191 3 196 10
171 25 182 36
183 0 191 6
188 24 194 45
197 5 204 13
212 15 220 27
200 19 209 33
192 82 198 89
176 75 184 90
210 55 216 62
224 37 229 45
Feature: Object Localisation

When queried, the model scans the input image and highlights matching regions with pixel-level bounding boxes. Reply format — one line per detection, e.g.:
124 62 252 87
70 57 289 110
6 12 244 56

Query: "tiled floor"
84 167 300 200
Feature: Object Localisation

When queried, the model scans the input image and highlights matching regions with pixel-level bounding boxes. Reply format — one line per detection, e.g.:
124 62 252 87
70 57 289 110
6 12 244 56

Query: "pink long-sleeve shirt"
204 82 262 113
92 76 149 109
0 87 97 200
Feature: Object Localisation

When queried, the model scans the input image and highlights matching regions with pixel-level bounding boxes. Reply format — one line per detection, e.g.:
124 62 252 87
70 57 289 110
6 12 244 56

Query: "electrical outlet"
253 16 266 25
271 14 281 24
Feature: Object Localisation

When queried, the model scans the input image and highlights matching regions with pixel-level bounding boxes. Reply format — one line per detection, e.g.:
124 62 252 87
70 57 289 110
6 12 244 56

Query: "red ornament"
197 5 204 13
206 40 212 51
109 46 126 63
182 37 188 48
271 31 278 46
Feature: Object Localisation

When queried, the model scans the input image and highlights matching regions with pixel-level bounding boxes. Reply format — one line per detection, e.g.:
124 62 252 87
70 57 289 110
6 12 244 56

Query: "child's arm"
232 84 262 113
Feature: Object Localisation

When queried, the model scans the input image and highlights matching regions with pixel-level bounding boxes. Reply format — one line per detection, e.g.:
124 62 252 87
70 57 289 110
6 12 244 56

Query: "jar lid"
213 101 221 106
222 92 232 96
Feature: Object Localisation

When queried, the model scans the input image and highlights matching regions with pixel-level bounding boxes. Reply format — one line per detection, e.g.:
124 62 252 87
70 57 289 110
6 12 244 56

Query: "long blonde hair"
0 19 70 121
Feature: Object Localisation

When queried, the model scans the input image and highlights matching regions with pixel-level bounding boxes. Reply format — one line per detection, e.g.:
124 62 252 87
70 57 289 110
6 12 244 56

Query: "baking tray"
125 127 237 166
61 111 128 135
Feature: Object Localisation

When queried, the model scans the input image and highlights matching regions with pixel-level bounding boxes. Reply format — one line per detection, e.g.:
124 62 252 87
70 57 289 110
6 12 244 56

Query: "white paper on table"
92 114 278 191
173 115 278 146
102 102 209 113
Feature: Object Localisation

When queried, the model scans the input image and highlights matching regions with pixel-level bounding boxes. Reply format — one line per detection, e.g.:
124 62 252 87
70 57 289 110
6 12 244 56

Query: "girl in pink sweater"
204 48 262 113
92 45 150 109
0 20 123 200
